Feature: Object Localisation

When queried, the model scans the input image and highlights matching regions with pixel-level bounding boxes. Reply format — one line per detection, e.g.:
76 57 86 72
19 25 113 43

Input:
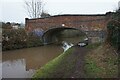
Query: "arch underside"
42 27 88 44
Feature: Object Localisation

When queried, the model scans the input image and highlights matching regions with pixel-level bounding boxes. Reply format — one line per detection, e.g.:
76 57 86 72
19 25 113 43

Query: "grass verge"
32 47 75 79
85 44 118 78
86 42 101 49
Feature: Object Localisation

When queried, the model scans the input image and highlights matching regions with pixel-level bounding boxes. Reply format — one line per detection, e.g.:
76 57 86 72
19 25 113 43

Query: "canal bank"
33 43 118 78
33 46 90 78
84 44 118 78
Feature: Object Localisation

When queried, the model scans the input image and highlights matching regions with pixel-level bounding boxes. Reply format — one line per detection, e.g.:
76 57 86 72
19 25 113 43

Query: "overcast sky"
0 0 120 23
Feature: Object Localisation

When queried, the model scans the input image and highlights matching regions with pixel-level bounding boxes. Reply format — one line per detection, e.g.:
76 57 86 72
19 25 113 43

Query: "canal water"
2 45 63 78
2 30 87 78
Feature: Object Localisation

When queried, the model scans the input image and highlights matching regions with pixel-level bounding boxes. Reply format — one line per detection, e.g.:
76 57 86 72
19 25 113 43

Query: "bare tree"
24 0 45 18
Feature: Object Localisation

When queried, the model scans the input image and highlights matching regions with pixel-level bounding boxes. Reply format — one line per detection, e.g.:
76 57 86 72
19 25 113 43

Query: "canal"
2 45 63 78
2 30 87 78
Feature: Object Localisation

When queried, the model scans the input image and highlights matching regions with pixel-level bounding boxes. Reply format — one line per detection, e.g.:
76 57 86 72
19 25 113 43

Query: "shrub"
107 9 120 50
2 29 43 51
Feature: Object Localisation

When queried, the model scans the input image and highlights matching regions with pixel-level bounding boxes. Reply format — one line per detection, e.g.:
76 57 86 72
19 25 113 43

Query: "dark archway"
42 27 88 45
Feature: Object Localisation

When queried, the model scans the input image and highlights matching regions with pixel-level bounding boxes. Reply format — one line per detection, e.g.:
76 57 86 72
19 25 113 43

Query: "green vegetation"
86 42 101 49
33 48 76 79
60 29 86 38
107 9 120 50
84 9 119 78
57 29 87 44
2 29 43 51
26 32 43 47
85 58 103 78
85 44 118 78
33 42 118 78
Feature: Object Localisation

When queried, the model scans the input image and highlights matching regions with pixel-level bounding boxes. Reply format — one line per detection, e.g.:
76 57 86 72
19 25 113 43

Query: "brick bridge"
25 14 111 44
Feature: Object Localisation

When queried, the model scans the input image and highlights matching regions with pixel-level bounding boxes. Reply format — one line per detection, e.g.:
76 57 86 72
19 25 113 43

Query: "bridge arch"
42 27 88 45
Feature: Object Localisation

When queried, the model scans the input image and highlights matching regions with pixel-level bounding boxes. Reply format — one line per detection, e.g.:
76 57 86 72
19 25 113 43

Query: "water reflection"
3 45 63 70
2 45 63 78
2 59 35 78
2 42 74 78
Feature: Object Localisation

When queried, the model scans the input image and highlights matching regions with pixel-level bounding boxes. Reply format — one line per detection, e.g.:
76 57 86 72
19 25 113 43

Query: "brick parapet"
25 14 112 32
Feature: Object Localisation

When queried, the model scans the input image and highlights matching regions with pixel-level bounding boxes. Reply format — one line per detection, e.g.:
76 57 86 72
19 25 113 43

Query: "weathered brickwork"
25 14 111 32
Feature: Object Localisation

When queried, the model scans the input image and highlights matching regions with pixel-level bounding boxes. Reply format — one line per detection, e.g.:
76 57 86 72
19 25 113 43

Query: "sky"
0 0 120 23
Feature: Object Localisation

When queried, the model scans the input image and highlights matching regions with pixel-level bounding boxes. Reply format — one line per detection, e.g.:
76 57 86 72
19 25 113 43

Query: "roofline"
26 14 106 20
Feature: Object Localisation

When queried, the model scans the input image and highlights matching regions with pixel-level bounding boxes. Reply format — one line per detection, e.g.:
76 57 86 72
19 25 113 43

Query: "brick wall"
25 14 111 32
